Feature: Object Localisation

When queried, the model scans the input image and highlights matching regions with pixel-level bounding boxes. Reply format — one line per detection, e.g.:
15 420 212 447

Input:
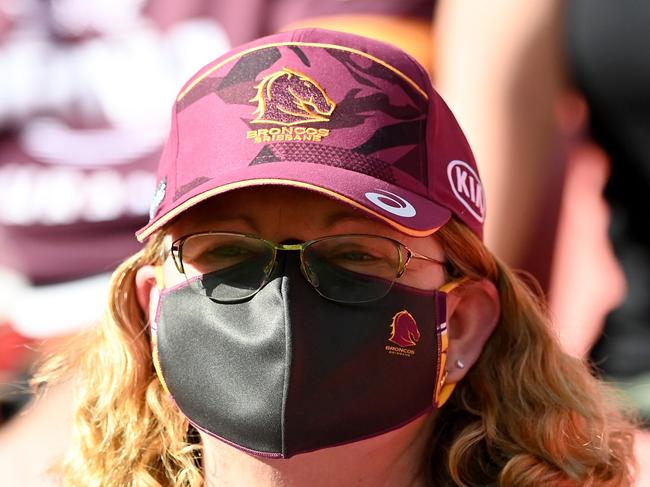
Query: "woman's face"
138 186 499 483
150 186 450 481
161 186 447 291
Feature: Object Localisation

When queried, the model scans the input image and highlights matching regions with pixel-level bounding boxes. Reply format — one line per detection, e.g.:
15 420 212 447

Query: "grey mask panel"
154 255 448 458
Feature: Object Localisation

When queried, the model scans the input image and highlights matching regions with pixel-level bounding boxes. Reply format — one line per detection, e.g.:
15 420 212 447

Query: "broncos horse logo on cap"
250 67 336 126
388 310 421 348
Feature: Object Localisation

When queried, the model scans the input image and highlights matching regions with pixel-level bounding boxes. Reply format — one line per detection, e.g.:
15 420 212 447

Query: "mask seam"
435 293 444 401
280 266 291 457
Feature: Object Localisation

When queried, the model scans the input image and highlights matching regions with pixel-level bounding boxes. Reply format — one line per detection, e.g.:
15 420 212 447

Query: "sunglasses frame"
169 232 446 302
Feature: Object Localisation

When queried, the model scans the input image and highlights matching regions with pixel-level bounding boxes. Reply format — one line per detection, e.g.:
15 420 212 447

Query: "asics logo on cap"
364 190 416 217
447 160 485 223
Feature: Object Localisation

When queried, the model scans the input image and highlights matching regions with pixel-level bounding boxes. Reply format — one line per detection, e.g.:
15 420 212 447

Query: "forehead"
170 186 383 233
167 186 437 245
167 187 445 259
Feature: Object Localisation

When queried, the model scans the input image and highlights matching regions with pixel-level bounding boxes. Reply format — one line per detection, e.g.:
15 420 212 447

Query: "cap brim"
136 162 451 242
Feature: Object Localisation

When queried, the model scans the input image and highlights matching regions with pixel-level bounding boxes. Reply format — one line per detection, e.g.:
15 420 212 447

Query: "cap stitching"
177 42 428 102
136 179 443 242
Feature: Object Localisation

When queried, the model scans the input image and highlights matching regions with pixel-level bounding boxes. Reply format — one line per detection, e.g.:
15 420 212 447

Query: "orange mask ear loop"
433 277 469 408
154 265 165 288
151 266 172 396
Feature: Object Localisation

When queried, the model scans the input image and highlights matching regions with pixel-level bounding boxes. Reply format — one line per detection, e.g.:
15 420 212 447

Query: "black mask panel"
153 255 449 458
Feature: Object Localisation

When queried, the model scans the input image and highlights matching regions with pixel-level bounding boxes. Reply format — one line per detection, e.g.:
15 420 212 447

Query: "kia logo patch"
446 160 485 223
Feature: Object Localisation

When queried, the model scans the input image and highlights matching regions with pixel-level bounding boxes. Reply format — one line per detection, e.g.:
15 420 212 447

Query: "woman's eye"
334 251 378 262
206 245 250 258
187 245 250 264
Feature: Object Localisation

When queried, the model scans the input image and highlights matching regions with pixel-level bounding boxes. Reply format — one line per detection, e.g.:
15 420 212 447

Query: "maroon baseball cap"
136 28 485 242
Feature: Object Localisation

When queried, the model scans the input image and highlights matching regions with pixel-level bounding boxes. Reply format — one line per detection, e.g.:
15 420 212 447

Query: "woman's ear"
444 279 500 383
135 265 160 322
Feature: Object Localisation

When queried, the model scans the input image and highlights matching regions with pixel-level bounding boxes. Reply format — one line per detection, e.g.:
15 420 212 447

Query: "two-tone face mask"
150 232 459 458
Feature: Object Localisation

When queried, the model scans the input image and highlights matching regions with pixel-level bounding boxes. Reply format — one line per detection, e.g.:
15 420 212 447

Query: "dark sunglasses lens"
305 260 393 303
180 234 274 301
303 236 400 303
178 234 403 303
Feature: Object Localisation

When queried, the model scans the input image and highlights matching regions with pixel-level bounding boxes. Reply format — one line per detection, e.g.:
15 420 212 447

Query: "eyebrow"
187 215 261 234
184 210 379 236
323 212 383 231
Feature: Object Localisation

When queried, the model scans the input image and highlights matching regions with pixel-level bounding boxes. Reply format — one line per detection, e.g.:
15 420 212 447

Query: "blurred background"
0 0 647 484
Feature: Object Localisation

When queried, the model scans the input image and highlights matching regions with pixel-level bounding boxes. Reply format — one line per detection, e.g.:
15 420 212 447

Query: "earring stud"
456 359 465 369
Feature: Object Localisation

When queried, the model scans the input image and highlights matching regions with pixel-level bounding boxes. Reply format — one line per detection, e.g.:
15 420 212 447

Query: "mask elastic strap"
438 277 468 294
151 265 172 396
154 265 166 288
434 277 469 407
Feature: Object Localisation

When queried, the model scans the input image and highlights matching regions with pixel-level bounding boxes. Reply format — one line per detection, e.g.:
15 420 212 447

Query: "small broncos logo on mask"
388 310 421 348
250 67 336 126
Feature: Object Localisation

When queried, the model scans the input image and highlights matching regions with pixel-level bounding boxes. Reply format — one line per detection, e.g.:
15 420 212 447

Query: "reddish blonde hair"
34 219 637 486
430 219 636 486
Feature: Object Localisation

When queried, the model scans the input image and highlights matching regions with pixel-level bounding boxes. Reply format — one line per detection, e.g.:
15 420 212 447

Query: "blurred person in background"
0 0 228 484
434 0 650 484
148 0 436 72
565 0 650 426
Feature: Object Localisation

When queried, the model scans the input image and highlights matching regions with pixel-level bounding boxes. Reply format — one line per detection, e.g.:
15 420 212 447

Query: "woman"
36 29 636 486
